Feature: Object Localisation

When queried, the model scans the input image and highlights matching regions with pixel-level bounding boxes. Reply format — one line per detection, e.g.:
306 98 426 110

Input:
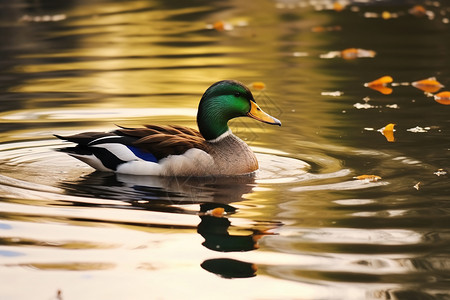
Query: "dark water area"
0 0 449 299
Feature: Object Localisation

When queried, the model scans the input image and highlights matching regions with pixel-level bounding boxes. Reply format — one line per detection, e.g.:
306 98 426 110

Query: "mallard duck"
55 80 281 176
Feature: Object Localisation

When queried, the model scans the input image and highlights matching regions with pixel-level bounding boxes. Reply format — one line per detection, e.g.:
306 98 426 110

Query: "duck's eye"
234 92 241 98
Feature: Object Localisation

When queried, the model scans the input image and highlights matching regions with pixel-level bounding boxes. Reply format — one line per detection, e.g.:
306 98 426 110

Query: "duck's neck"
197 98 232 141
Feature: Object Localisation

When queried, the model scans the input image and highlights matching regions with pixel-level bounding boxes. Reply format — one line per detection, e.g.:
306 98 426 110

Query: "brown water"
0 0 449 299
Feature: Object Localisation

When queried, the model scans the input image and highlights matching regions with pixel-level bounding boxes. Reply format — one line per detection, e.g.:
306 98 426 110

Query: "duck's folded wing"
55 125 209 173
115 124 208 160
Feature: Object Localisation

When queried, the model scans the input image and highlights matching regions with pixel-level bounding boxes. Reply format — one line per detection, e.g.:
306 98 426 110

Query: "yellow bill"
247 101 281 126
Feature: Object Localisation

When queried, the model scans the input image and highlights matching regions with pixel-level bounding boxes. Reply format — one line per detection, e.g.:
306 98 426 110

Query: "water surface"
0 0 449 299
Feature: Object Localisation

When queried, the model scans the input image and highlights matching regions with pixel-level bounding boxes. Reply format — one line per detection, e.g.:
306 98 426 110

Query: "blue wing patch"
126 145 158 162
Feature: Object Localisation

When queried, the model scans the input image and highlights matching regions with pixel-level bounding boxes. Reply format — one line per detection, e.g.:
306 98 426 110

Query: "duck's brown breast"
206 133 258 175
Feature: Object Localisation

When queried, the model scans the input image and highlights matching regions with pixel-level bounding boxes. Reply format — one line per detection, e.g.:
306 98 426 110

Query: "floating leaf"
434 91 450 105
364 76 394 94
208 21 234 31
409 5 427 17
341 48 376 60
203 207 225 217
383 123 396 132
354 175 382 182
378 123 396 142
366 76 393 86
381 11 392 19
333 1 345 12
413 182 421 190
311 25 342 33
250 82 266 90
412 77 444 93
370 86 392 95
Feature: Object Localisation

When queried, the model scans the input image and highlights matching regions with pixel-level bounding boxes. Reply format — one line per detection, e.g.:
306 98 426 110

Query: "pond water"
0 0 449 299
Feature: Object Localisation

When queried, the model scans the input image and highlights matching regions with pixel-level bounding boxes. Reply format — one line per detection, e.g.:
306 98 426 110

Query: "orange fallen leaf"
366 75 393 86
341 48 376 60
378 123 396 142
312 25 342 33
412 77 444 93
210 207 225 217
250 82 266 90
213 21 225 31
210 21 234 32
354 175 382 182
371 86 393 95
312 26 326 33
383 123 396 132
434 91 450 105
333 1 345 12
409 5 427 17
381 11 392 19
365 76 394 95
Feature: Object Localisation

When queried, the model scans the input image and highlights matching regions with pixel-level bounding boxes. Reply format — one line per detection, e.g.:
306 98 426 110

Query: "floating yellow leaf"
381 11 392 19
412 77 444 93
378 123 396 142
434 91 450 105
414 182 421 190
341 48 376 60
354 175 382 182
364 76 394 95
250 82 266 90
383 123 396 132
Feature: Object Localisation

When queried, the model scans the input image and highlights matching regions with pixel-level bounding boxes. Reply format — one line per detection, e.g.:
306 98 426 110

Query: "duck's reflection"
201 258 257 279
59 171 281 278
60 171 255 206
198 203 278 252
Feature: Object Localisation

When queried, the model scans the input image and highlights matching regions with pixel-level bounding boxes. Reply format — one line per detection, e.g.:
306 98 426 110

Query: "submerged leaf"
412 77 444 93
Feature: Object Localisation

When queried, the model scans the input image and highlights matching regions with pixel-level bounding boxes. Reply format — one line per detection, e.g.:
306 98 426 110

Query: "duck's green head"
197 80 281 141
